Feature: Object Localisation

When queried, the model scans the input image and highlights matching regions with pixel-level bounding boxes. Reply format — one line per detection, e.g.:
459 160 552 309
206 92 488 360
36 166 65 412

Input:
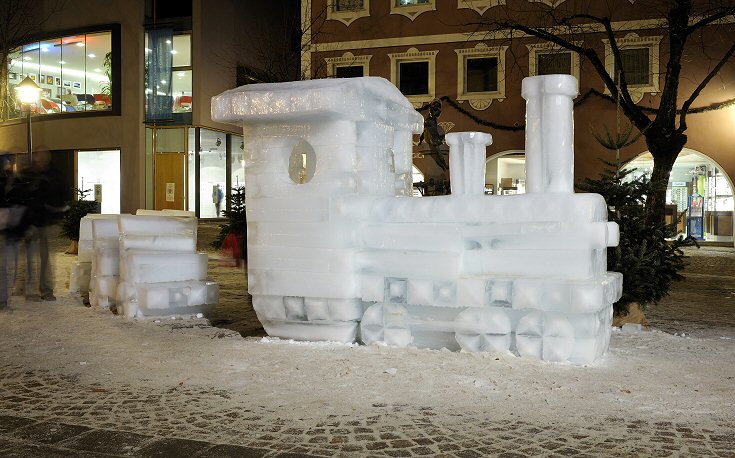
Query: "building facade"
0 0 296 217
302 0 735 243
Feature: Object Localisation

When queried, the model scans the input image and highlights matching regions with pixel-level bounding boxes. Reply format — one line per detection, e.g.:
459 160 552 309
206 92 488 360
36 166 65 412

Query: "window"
335 66 364 78
145 31 191 123
390 0 434 20
335 0 364 10
399 61 429 95
3 29 115 120
455 44 508 110
537 53 571 75
457 0 504 15
527 43 580 81
326 52 372 78
389 48 438 107
327 0 370 26
466 57 498 93
603 33 661 103
615 48 650 85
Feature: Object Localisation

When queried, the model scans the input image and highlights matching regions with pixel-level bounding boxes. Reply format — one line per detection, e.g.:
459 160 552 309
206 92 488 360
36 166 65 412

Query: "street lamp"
15 76 42 165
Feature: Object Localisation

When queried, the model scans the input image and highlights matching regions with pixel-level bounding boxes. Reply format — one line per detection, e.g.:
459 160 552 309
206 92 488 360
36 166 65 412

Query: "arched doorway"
485 151 526 195
623 149 734 243
412 165 424 196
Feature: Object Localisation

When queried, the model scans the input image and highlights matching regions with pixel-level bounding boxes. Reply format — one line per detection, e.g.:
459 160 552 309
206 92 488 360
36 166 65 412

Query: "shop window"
391 0 435 20
455 43 507 111
326 52 372 78
623 150 733 242
412 165 424 197
198 129 227 218
231 135 245 191
389 48 437 107
327 0 370 26
485 152 527 196
3 28 115 120
603 33 661 103
77 150 121 214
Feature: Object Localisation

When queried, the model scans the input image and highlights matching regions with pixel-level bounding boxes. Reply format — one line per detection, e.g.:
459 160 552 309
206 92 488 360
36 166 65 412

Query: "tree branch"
686 8 735 35
678 39 735 133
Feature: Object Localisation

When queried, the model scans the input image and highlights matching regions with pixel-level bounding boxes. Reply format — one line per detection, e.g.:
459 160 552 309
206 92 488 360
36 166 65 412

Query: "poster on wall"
166 183 175 202
46 75 54 85
72 82 81 89
55 77 61 86
94 184 102 204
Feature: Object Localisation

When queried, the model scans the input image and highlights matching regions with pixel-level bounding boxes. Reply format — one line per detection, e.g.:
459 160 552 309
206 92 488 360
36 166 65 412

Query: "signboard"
687 193 705 240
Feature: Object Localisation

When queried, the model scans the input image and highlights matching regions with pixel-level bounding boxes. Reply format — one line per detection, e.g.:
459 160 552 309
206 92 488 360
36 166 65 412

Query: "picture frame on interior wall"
55 77 61 86
64 81 71 87
29 74 36 81
46 75 54 85
9 72 17 80
73 82 81 89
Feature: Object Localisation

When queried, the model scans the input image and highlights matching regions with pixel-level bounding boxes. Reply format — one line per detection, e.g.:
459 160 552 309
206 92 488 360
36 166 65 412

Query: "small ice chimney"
521 75 578 194
446 131 493 195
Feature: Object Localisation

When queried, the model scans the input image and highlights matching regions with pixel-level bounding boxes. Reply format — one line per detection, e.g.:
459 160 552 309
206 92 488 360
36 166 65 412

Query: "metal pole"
27 105 33 166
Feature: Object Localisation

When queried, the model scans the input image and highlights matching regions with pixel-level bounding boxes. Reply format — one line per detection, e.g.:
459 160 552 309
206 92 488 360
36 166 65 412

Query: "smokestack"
446 131 493 195
521 75 578 193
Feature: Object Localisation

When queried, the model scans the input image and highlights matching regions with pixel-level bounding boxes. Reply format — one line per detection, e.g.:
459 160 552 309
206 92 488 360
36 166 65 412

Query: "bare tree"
211 1 329 85
0 0 65 121
477 0 735 226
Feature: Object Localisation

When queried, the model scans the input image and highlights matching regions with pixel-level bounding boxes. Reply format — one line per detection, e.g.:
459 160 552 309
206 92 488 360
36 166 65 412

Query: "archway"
412 165 424 196
623 149 734 244
485 151 526 195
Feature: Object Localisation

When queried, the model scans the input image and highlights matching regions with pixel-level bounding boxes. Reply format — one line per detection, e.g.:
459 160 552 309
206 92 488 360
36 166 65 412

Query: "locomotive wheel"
360 303 412 347
454 307 512 353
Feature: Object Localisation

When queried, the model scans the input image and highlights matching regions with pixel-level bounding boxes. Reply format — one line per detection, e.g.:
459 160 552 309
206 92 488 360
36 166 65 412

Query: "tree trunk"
644 128 687 228
0 55 10 122
66 240 79 255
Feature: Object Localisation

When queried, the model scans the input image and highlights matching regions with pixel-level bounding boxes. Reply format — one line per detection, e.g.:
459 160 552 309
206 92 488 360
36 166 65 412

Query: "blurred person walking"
0 155 27 308
24 149 68 301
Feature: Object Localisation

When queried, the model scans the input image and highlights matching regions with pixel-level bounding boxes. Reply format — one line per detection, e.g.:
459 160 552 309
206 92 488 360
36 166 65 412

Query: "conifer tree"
213 186 247 261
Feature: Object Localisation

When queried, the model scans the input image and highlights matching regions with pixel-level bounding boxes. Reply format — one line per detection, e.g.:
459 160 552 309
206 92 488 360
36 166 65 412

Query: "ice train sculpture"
212 75 622 364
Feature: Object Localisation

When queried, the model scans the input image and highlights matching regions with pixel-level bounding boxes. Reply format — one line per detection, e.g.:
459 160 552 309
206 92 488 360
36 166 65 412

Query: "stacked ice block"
89 217 122 308
70 214 118 301
116 214 218 318
211 75 622 364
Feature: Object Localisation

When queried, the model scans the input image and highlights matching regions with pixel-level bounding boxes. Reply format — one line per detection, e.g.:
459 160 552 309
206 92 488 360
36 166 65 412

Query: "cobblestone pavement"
1 364 734 457
0 227 733 457
646 245 735 338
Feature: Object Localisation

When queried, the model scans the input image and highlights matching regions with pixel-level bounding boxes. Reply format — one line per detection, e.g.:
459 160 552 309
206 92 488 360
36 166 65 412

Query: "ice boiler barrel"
521 74 578 194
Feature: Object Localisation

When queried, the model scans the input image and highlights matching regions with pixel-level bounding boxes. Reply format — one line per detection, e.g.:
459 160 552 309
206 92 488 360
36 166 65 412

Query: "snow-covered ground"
1 228 733 456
